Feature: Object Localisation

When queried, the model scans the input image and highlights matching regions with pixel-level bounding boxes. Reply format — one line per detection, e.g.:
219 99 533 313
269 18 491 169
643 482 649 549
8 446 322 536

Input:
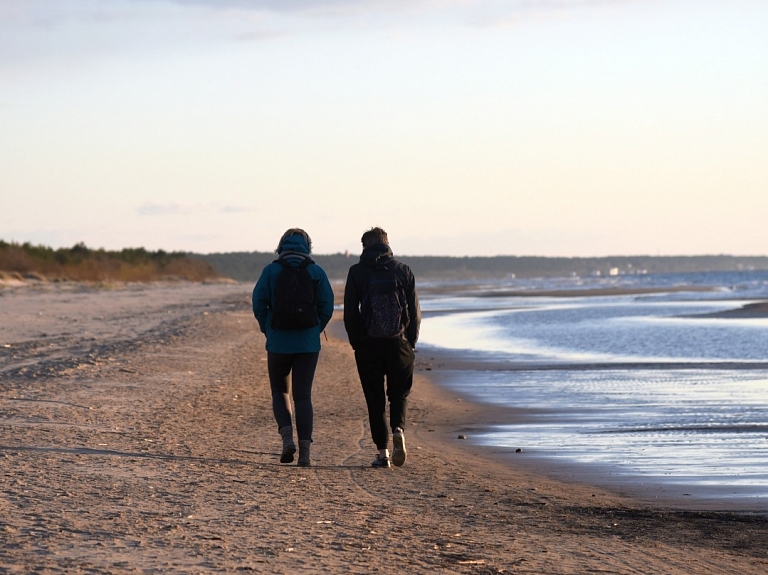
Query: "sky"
1 0 767 257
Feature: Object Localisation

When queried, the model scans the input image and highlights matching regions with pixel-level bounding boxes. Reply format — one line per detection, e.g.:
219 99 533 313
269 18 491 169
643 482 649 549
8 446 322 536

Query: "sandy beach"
1 282 767 573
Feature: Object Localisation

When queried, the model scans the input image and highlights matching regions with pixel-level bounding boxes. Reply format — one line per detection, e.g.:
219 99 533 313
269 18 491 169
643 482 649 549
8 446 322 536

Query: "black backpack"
362 263 407 338
271 257 319 330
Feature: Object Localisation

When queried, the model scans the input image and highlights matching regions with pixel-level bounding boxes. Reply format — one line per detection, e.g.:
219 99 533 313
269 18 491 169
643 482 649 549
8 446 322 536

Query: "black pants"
354 337 415 450
267 351 319 442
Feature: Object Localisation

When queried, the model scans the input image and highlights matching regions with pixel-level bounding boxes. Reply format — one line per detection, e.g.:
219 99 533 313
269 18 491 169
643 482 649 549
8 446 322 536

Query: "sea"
417 270 768 508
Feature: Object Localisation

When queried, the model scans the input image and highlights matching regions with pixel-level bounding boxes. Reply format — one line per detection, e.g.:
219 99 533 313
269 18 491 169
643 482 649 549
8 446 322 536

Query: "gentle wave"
419 271 768 505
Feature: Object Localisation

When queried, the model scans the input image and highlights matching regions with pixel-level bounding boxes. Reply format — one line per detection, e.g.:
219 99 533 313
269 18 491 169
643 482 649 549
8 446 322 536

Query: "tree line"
195 251 768 282
0 241 218 282
5 240 767 284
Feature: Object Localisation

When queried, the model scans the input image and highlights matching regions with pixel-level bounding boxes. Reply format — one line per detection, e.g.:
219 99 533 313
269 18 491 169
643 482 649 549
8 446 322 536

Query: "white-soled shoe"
391 430 407 467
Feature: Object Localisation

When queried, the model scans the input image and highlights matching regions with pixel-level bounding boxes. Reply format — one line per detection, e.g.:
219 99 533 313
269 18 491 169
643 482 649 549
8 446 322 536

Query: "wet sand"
1 282 767 573
689 301 768 318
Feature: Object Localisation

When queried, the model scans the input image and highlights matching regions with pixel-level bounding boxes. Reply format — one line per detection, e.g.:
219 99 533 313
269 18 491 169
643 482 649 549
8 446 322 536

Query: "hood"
360 242 394 267
278 234 311 256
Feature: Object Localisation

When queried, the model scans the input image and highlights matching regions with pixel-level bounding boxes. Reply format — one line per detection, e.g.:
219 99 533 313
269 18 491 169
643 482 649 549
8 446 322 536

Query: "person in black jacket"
344 227 421 468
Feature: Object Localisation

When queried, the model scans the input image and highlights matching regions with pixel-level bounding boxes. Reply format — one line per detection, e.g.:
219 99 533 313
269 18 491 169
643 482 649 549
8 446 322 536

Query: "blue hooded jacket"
252 234 335 354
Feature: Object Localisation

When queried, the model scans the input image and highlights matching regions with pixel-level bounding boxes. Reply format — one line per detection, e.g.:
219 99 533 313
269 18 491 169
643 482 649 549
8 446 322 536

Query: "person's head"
361 227 389 249
276 228 312 254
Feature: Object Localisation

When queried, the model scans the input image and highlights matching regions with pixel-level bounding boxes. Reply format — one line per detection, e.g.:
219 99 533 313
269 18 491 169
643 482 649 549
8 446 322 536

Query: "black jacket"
343 243 421 350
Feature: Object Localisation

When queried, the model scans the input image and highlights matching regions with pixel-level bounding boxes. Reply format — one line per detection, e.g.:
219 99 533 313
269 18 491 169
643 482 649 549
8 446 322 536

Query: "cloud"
158 0 414 15
136 202 256 216
1 0 638 31
220 205 256 214
159 0 638 20
161 0 620 13
0 0 643 69
136 201 191 216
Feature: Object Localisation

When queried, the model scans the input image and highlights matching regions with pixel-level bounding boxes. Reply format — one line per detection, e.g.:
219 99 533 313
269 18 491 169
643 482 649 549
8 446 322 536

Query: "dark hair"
276 228 312 254
361 227 389 249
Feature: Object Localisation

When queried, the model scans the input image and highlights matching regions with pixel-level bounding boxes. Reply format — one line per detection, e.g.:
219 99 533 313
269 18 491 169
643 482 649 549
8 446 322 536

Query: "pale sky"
1 0 766 257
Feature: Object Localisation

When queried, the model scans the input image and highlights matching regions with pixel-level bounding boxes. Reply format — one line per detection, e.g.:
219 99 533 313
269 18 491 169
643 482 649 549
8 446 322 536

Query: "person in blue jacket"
253 228 335 467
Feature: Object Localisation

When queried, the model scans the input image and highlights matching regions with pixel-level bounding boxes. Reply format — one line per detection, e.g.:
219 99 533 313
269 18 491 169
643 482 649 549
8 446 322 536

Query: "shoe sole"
280 445 296 464
392 433 406 467
371 457 391 468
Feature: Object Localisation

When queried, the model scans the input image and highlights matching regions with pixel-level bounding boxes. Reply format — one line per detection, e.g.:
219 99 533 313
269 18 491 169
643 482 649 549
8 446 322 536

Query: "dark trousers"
267 351 319 442
354 337 415 450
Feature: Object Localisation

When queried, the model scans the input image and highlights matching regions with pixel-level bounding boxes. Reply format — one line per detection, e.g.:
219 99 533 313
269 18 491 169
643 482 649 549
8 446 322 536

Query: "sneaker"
391 430 407 467
371 455 391 468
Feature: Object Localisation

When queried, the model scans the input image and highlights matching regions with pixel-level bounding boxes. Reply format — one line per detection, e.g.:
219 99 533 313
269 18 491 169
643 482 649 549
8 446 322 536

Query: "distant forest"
0 241 218 282
4 240 767 284
195 251 768 283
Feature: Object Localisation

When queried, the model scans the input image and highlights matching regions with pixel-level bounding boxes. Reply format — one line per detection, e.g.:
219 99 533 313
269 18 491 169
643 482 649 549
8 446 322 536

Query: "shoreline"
2 285 768 572
6 279 766 512
329 312 768 512
410 346 768 513
688 300 768 318
407 287 768 512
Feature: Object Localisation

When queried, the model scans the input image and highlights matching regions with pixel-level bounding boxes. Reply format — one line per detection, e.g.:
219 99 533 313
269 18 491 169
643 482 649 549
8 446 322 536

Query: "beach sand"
1 283 767 573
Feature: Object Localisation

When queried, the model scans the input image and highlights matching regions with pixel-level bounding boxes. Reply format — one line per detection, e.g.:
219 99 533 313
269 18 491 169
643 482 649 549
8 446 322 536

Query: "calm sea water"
418 271 768 506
